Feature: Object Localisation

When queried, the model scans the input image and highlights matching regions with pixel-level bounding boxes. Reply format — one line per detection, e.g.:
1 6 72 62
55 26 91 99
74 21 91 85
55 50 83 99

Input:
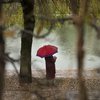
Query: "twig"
0 3 5 100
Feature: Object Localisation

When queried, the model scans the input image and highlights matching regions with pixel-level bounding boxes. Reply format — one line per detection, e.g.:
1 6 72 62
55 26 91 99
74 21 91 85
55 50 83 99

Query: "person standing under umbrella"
37 45 58 80
45 56 57 79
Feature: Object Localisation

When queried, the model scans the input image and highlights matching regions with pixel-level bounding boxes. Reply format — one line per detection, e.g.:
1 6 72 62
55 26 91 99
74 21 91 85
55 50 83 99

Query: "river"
4 23 100 74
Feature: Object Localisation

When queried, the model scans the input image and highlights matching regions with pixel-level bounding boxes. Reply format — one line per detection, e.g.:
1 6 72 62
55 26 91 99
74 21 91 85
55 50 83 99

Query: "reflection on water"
5 23 100 72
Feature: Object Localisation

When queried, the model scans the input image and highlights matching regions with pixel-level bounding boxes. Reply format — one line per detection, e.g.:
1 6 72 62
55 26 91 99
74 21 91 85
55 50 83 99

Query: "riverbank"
5 69 100 78
1 70 100 100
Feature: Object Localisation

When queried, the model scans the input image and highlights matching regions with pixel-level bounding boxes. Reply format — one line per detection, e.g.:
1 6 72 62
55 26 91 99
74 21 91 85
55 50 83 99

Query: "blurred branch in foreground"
75 0 89 100
0 3 5 100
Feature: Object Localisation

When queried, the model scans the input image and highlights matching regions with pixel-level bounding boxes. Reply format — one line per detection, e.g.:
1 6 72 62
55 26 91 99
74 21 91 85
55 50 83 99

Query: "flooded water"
4 23 100 72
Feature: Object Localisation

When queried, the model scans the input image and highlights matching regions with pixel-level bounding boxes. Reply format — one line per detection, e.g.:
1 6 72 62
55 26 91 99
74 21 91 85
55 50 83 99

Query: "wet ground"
1 70 100 100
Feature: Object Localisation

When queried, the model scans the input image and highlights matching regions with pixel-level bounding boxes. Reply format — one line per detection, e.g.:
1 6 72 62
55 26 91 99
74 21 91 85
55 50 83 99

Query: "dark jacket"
45 56 56 79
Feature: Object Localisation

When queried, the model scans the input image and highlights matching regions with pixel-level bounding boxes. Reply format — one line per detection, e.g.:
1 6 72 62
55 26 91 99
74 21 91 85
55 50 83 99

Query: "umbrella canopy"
37 45 58 58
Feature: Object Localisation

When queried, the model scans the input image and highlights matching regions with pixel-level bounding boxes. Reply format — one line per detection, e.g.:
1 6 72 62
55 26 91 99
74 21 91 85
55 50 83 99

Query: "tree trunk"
20 0 35 83
75 0 89 100
0 4 5 100
76 20 88 100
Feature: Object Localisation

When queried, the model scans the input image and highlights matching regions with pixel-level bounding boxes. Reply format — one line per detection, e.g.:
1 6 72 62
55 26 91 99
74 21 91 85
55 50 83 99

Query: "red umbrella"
37 45 58 58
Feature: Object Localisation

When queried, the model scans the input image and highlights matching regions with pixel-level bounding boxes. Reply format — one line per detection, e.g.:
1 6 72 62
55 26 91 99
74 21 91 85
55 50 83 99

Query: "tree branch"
21 15 73 39
89 21 100 39
5 53 19 75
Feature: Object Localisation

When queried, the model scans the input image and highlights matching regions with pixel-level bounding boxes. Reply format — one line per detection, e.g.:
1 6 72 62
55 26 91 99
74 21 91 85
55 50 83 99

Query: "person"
45 56 57 84
45 56 57 79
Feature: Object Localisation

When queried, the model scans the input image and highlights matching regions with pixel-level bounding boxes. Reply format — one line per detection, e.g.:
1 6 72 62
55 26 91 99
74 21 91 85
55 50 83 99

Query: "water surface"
5 23 100 72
